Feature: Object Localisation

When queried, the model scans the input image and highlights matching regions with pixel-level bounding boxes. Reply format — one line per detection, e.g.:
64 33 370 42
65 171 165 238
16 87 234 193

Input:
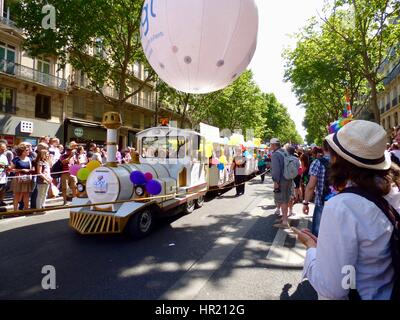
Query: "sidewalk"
0 195 64 218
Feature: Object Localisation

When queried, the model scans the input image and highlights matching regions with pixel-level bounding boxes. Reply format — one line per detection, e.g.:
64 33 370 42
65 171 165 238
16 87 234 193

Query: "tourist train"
69 112 264 238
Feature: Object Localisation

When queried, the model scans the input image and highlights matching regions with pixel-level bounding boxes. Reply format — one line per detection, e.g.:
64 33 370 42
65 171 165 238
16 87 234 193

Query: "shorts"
61 174 78 192
274 180 293 205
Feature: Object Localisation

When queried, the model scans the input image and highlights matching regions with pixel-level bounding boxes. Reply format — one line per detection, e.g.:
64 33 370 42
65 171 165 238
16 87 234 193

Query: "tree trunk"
368 81 380 124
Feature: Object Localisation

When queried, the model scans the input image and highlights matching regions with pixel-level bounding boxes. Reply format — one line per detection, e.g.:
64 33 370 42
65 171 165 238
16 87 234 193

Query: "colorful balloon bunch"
72 160 101 181
328 96 353 134
129 171 162 195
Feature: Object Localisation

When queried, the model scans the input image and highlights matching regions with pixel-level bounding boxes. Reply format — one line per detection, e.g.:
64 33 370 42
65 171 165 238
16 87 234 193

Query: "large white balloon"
140 0 259 94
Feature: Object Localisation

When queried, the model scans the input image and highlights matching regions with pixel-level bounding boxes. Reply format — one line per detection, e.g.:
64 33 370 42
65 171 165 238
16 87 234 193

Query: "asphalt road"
0 176 317 300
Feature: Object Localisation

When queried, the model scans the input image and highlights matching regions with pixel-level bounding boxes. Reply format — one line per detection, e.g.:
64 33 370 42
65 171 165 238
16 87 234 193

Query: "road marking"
266 215 311 267
160 196 274 300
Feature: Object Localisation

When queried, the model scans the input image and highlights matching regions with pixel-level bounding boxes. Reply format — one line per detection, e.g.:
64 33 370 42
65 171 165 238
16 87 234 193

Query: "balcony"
386 103 391 111
0 103 16 114
0 15 22 33
0 59 68 91
384 63 400 86
393 97 398 108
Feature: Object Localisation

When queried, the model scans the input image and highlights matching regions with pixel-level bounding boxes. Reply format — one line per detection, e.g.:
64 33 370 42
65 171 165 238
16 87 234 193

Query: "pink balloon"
69 164 81 176
211 158 219 165
144 172 153 181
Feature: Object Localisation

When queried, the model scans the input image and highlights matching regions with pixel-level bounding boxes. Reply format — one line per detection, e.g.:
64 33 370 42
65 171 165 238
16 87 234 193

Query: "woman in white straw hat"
293 120 400 300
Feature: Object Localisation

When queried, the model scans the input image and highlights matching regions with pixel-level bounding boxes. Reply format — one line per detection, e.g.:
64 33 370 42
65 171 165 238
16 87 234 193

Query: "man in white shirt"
48 138 61 163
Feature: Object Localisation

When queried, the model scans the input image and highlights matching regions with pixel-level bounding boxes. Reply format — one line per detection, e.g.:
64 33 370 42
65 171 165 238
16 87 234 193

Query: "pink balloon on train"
140 0 259 94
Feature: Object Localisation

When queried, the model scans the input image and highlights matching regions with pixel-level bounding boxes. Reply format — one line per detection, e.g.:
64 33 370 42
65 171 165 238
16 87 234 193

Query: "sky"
249 0 325 139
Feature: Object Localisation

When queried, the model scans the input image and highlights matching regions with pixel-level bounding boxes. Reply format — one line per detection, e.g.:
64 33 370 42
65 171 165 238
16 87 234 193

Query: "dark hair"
328 146 400 197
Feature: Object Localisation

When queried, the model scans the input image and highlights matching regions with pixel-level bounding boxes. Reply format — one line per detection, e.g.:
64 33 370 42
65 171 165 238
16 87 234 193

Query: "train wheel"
195 195 204 208
126 209 153 239
183 199 195 214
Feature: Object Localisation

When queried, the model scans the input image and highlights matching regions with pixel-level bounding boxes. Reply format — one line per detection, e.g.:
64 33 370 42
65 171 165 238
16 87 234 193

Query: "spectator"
49 138 61 163
60 144 78 205
0 141 10 207
257 150 268 183
10 144 34 211
232 150 247 197
270 138 293 229
287 145 301 216
35 149 52 210
57 144 64 154
303 140 332 236
77 146 88 165
294 120 398 300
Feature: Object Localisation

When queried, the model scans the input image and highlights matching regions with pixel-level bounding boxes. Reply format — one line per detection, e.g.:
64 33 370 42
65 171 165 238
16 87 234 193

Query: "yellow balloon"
219 155 227 165
86 160 101 172
205 144 213 158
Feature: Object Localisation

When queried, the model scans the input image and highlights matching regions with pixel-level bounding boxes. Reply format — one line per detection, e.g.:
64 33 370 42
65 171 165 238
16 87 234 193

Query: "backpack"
318 157 332 201
51 159 63 178
278 150 300 180
342 187 400 301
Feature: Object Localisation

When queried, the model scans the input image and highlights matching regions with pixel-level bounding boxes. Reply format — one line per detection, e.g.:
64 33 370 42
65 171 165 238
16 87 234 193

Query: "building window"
36 58 51 85
94 38 104 57
395 112 399 127
35 94 51 119
144 115 152 129
133 62 141 78
132 112 141 129
73 95 86 119
0 86 16 114
93 101 103 122
0 42 16 74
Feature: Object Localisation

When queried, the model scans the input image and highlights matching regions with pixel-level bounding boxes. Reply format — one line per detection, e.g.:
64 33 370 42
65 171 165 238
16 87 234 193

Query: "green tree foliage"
285 0 400 143
12 0 154 108
326 0 400 122
158 71 303 144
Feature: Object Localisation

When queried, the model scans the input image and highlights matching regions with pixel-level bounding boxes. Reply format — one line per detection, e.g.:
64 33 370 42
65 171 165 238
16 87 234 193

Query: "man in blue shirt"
302 140 331 236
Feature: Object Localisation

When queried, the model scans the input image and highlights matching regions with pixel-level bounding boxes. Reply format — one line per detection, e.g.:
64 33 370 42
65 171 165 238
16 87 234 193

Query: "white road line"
266 215 310 267
160 196 274 300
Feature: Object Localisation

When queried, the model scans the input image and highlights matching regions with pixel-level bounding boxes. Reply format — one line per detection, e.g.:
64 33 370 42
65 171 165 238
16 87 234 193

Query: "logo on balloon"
140 0 259 94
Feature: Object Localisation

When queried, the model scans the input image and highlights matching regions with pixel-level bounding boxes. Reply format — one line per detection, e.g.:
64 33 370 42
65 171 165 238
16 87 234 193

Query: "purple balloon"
130 170 146 185
144 172 153 181
146 179 162 195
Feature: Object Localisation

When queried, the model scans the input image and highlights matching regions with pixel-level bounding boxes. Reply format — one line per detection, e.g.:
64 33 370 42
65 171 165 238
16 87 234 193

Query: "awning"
66 118 104 128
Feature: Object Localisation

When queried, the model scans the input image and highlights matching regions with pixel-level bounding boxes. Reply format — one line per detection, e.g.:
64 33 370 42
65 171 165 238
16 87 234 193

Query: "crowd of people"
267 120 399 300
0 137 139 212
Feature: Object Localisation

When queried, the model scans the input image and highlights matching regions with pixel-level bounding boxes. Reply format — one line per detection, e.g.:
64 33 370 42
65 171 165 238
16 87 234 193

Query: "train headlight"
77 183 86 193
135 185 145 197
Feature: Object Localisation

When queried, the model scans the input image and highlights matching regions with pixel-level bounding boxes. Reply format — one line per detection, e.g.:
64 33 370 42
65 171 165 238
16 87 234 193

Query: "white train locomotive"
69 112 260 238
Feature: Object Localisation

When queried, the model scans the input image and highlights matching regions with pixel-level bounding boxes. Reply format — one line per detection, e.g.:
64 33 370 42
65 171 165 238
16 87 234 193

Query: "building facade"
379 58 400 141
0 0 185 149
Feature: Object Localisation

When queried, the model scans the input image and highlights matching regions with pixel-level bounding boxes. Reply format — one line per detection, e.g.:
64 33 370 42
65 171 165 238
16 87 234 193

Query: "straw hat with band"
325 120 391 171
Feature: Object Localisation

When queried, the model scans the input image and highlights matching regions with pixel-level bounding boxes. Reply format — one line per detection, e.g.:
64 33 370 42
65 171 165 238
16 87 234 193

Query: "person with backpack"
293 120 400 300
302 141 332 236
270 138 298 229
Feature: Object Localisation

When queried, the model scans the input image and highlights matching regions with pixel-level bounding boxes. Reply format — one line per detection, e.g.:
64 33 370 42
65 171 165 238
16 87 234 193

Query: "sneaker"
0 201 7 207
274 208 281 215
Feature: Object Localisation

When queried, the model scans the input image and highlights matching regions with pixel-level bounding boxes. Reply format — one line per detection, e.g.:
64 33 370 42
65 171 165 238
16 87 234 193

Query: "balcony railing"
383 63 400 86
0 16 22 33
386 103 391 111
0 103 16 114
393 97 398 108
0 59 68 91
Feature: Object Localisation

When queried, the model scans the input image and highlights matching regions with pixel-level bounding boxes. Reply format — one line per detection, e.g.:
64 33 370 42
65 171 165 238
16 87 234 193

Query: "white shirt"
0 153 8 184
303 191 396 300
49 145 61 162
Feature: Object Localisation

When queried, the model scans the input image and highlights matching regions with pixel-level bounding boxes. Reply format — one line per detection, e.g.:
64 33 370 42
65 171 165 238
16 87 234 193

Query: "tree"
324 0 400 122
13 0 155 110
284 15 369 143
258 93 304 145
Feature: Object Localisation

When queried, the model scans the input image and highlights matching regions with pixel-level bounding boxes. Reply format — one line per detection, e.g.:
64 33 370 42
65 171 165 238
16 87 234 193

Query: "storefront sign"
74 127 84 138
